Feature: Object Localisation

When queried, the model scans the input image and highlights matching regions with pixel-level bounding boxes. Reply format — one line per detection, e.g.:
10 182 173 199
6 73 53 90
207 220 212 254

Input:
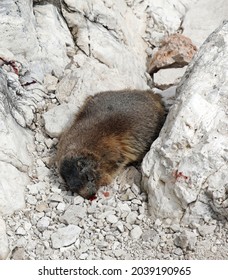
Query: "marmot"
56 90 166 199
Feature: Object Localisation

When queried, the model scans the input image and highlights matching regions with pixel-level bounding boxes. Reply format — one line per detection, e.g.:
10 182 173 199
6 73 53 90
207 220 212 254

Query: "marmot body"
56 90 166 199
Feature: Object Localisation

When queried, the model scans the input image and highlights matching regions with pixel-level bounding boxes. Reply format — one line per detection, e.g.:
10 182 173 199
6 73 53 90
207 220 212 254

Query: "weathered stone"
182 0 228 47
0 217 9 260
11 247 25 260
51 225 82 249
116 221 124 233
43 74 59 93
142 21 228 223
174 230 197 250
145 1 187 46
73 196 84 205
37 217 50 232
148 34 197 74
16 227 26 236
43 103 75 138
106 214 118 224
60 205 87 225
141 229 158 242
126 212 138 225
130 225 142 240
153 67 187 90
26 195 37 205
0 162 28 215
49 193 63 203
198 224 217 237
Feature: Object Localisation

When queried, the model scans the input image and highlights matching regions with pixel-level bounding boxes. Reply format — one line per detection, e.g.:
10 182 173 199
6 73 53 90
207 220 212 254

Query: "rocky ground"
0 0 228 260
5 104 228 260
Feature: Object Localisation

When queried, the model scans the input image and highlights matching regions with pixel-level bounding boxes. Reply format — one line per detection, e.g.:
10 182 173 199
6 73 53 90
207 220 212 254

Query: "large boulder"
43 0 150 137
142 21 228 224
0 69 34 215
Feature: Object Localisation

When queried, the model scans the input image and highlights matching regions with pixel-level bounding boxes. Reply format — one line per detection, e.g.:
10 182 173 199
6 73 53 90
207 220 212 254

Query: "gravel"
3 121 228 260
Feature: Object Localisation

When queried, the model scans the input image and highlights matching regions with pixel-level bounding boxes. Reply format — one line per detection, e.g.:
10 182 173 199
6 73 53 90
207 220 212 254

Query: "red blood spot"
174 170 189 181
9 61 19 75
103 191 110 198
89 195 97 201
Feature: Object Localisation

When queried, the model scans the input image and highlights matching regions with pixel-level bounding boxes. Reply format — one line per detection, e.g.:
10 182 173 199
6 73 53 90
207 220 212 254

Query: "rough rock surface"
0 0 228 260
0 217 9 259
142 21 228 224
153 67 187 90
147 34 197 74
182 0 228 47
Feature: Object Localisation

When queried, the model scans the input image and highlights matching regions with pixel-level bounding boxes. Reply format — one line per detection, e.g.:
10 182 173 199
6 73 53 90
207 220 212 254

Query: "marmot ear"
59 158 82 191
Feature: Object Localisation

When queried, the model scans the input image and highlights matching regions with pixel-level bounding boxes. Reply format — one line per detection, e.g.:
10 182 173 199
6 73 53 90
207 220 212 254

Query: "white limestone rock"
142 21 228 223
0 162 30 217
43 0 150 136
106 214 118 224
60 205 87 225
145 0 188 46
43 103 75 138
130 225 143 239
0 217 9 260
51 225 82 249
174 230 197 250
37 217 50 232
154 67 187 90
33 4 74 77
0 0 39 62
182 0 228 47
0 1 74 78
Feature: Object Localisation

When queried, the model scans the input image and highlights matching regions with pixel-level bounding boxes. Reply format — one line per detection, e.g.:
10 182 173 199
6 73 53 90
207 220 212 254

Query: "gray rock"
11 247 25 260
120 189 136 201
51 225 82 249
74 196 84 205
60 205 87 225
106 214 118 224
142 21 228 222
126 212 138 225
16 227 26 236
174 230 197 250
43 74 58 93
173 247 183 256
154 67 187 90
57 203 66 212
0 162 28 215
117 202 131 213
142 229 158 242
26 195 37 205
49 193 63 203
182 0 228 47
116 221 124 233
130 226 143 240
43 103 75 138
37 217 50 232
36 202 48 212
0 217 9 260
198 225 217 237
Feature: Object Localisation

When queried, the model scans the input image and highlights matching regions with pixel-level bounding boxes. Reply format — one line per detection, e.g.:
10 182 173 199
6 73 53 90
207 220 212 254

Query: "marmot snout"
56 90 166 199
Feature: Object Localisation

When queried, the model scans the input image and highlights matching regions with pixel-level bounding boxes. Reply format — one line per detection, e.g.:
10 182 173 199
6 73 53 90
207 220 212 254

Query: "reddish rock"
148 33 197 74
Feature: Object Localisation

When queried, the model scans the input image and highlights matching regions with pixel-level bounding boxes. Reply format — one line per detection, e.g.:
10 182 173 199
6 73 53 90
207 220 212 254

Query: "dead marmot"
56 90 166 199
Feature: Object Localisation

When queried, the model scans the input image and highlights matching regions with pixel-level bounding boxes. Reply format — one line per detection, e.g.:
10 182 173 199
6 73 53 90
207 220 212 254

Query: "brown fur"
56 89 166 199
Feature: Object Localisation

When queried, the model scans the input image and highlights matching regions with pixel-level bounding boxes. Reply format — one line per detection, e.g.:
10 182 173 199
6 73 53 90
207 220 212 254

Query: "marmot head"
59 155 99 199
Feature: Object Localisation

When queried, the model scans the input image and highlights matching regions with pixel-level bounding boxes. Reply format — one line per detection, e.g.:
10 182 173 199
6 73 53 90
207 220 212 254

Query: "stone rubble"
0 0 227 260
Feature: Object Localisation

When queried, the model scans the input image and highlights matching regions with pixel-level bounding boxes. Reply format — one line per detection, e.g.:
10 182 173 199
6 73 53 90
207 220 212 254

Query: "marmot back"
56 89 166 199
